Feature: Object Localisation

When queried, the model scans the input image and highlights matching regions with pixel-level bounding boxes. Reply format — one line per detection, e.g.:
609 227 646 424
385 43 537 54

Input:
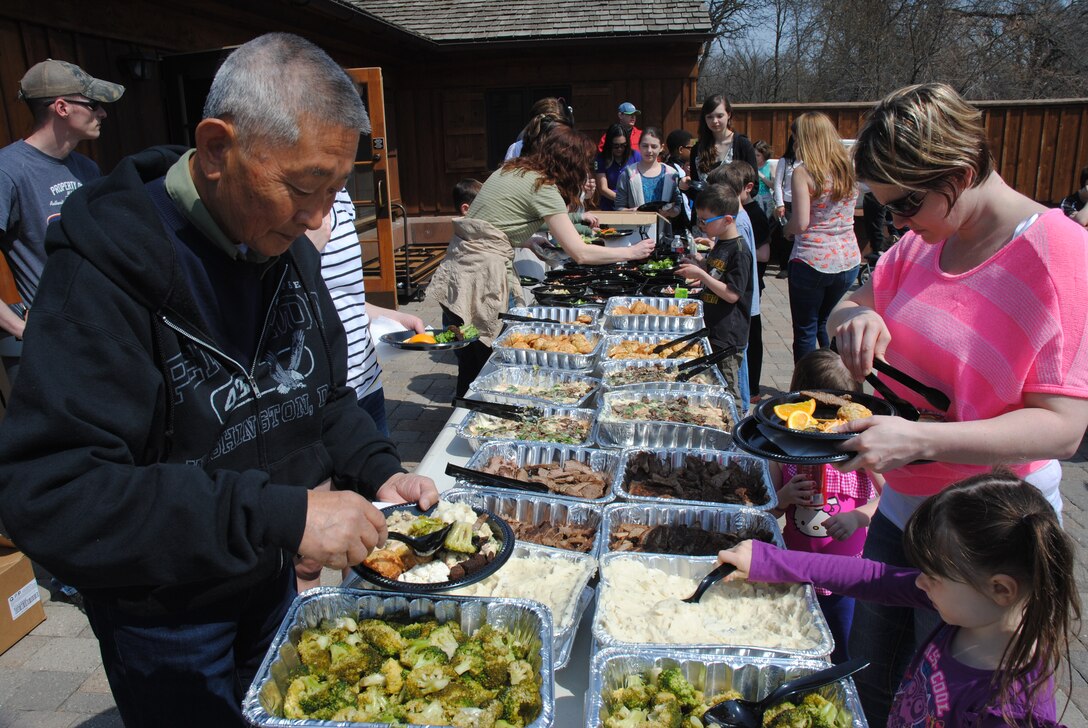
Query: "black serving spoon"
681 562 737 603
444 463 551 494
703 658 870 727
386 523 453 557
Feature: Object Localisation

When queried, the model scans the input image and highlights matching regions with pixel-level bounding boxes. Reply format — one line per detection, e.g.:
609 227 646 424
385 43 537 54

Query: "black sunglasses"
885 189 927 218
58 98 101 112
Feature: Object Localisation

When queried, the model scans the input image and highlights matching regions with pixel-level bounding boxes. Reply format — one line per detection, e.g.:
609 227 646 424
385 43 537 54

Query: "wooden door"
345 68 400 309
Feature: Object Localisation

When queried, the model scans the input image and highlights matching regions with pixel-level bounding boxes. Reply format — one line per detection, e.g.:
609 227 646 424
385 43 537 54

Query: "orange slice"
774 399 817 422
787 411 813 430
406 333 437 344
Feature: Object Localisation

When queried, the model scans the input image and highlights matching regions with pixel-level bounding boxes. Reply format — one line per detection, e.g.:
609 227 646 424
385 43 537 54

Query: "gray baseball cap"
19 59 125 103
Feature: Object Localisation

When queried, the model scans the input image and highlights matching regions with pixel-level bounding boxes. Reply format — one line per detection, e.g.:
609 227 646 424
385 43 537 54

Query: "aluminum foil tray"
603 296 705 333
612 447 777 511
586 648 867 728
593 386 738 450
601 332 711 362
444 542 598 670
456 406 596 452
592 552 833 658
468 366 601 409
444 487 605 557
242 588 555 727
461 440 620 504
492 324 603 370
598 357 726 393
601 502 785 555
507 305 602 328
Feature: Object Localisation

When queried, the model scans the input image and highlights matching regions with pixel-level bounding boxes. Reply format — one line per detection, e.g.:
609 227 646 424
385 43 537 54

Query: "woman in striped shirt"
828 82 1088 726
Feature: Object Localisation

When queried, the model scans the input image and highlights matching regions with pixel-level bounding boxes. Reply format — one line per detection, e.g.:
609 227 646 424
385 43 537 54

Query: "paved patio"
0 273 1085 727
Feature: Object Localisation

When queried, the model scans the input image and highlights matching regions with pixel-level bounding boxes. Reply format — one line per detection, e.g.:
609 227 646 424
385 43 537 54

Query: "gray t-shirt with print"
0 140 100 304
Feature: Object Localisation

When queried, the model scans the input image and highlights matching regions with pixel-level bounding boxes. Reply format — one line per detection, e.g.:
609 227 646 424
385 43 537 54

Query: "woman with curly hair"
429 125 654 396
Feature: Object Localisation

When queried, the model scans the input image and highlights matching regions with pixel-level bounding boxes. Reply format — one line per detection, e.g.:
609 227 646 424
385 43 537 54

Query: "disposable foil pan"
601 332 711 362
598 357 726 393
493 324 603 370
603 296 704 333
507 305 602 328
461 440 619 504
444 487 605 557
444 542 598 670
456 407 596 452
468 366 601 409
593 386 738 450
586 648 867 728
612 447 777 511
601 502 785 555
592 552 833 658
242 588 555 727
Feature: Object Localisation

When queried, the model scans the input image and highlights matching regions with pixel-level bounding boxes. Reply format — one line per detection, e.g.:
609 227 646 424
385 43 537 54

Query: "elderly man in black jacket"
0 33 436 726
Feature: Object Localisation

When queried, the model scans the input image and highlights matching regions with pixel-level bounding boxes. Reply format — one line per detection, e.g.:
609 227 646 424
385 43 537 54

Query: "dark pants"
849 512 940 727
787 260 859 362
817 591 854 663
862 192 890 256
442 306 492 399
358 387 390 437
770 202 792 269
747 313 763 400
83 562 296 727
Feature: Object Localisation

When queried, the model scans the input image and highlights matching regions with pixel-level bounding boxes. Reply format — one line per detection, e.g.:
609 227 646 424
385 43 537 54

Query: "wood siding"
723 100 1088 205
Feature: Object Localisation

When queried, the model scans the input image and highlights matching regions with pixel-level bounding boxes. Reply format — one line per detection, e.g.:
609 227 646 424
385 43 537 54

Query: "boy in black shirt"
677 185 753 401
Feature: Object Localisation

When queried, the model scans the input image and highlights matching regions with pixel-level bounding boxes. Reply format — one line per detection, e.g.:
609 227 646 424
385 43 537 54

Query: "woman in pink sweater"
827 83 1088 725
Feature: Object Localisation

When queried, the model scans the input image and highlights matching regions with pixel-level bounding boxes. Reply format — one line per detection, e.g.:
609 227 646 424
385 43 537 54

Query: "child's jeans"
817 592 854 663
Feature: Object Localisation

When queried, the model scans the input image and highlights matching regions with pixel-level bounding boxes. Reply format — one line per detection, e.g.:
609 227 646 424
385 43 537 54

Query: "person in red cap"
597 100 642 152
0 59 124 349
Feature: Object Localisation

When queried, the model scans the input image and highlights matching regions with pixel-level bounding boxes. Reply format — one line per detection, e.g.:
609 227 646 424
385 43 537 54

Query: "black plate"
754 389 897 441
518 275 542 286
732 416 852 464
380 329 480 351
351 503 515 592
598 228 634 239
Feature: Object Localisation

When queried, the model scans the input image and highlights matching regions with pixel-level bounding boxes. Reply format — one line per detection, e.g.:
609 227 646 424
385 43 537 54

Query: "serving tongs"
864 372 920 422
703 658 870 727
829 339 949 412
454 397 542 422
675 348 735 382
444 463 550 494
498 312 563 325
651 326 710 356
386 522 453 557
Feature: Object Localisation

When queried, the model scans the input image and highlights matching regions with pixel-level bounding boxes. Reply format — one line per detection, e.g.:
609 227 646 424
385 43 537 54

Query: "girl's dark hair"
603 122 634 165
782 134 796 163
504 125 595 208
520 112 573 157
754 139 774 159
904 471 1081 722
696 94 735 175
640 126 664 146
789 349 859 392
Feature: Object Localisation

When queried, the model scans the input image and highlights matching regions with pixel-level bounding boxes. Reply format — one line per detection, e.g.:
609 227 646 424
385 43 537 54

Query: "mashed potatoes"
597 557 823 651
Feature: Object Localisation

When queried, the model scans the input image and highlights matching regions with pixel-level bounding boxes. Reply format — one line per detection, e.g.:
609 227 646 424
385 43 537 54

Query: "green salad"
435 324 479 344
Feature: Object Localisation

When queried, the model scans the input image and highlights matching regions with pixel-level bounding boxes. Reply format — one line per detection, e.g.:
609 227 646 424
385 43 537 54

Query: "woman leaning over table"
428 125 654 398
828 82 1088 727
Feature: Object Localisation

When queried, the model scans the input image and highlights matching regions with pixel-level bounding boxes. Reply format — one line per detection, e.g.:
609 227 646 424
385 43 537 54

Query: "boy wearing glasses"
0 60 124 347
677 185 753 401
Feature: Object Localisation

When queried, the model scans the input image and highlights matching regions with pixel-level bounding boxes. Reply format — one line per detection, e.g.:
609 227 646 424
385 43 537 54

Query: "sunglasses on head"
885 189 928 218
57 98 101 112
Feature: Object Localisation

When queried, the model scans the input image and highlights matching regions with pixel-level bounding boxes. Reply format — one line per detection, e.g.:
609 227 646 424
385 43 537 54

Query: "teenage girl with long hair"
595 122 640 211
613 127 682 215
687 94 757 184
719 471 1081 727
783 111 859 362
429 125 654 396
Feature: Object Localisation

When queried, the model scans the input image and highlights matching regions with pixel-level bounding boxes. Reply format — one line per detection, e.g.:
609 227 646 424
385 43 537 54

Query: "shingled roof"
346 0 711 44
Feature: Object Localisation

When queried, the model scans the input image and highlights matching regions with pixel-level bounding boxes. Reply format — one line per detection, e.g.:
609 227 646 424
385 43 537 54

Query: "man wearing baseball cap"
0 59 124 347
598 100 642 152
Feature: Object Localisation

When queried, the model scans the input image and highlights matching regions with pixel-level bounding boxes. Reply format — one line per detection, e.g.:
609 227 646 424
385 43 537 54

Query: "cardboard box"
0 548 45 654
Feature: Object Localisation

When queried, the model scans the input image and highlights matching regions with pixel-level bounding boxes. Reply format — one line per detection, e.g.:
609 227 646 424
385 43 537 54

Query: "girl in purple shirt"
719 471 1079 727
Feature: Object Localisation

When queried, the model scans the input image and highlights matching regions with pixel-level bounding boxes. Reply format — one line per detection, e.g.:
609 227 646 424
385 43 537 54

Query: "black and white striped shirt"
321 189 381 398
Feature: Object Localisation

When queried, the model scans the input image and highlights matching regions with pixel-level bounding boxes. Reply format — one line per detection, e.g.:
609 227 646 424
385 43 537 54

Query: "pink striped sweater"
871 209 1088 496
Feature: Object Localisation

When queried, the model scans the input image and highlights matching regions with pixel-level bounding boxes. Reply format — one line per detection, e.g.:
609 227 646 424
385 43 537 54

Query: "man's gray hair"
203 33 370 147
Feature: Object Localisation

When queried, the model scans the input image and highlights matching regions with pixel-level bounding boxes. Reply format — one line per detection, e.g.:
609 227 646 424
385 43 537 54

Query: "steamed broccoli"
763 701 797 724
763 694 851 728
658 667 700 710
296 628 333 671
499 681 542 727
451 700 504 728
452 640 485 676
603 705 650 728
358 618 408 657
609 674 652 711
443 521 477 554
409 516 448 536
405 664 455 698
428 623 465 658
507 660 535 686
397 619 438 640
401 643 451 670
283 674 356 720
403 697 447 724
328 640 383 681
436 675 499 708
647 691 683 728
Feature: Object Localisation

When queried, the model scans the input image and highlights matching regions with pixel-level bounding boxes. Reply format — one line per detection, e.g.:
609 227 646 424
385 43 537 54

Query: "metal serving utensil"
703 658 870 727
444 463 551 494
681 562 737 603
498 312 564 325
651 326 710 356
454 397 542 422
675 348 735 382
386 523 452 557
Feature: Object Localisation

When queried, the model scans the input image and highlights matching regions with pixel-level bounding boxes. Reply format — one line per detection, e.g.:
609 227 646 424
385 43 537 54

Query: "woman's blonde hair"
792 112 855 202
853 83 993 208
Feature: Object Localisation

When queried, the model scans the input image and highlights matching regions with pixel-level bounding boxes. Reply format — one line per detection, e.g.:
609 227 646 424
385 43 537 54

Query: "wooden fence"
699 99 1088 205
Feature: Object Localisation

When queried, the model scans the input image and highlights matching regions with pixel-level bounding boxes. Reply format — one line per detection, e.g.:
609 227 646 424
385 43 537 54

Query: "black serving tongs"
675 348 736 382
651 326 710 356
830 339 950 412
498 312 563 325
454 397 542 422
444 463 551 494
